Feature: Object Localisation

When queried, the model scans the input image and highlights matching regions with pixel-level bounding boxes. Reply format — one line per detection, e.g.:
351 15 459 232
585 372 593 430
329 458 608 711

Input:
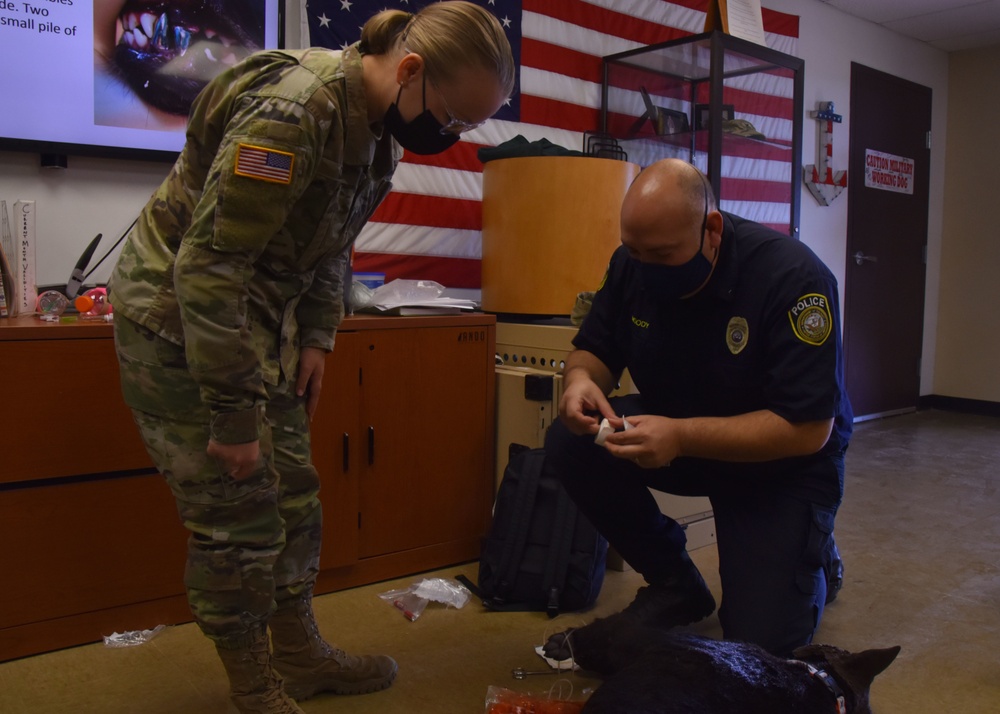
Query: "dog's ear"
792 644 900 684
842 646 901 682
823 645 901 700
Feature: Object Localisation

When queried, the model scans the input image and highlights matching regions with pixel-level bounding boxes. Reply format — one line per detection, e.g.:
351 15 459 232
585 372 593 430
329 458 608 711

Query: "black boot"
543 553 715 661
825 540 844 604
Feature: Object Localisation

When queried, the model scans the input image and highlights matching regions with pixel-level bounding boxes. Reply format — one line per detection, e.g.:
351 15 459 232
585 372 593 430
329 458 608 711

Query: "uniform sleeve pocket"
212 137 301 253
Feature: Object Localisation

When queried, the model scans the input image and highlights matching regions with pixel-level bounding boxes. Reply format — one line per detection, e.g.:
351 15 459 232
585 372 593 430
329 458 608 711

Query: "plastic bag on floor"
103 625 166 648
377 577 471 621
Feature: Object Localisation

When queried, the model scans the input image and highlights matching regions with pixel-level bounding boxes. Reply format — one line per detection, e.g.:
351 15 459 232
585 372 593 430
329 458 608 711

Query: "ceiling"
817 0 1000 52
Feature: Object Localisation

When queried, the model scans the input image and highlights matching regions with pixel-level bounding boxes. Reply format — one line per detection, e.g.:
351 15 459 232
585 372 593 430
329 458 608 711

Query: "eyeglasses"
404 48 490 136
433 82 487 136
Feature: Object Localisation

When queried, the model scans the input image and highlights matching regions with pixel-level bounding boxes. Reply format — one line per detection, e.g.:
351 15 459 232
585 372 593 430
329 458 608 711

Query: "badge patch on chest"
726 316 749 354
789 293 832 345
235 144 294 184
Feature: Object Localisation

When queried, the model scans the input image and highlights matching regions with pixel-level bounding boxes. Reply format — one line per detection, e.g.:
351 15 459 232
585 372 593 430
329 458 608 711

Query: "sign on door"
864 149 915 195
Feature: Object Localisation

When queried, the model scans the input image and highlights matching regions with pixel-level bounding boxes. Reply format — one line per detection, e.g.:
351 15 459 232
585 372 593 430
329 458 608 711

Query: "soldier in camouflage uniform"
109 3 514 713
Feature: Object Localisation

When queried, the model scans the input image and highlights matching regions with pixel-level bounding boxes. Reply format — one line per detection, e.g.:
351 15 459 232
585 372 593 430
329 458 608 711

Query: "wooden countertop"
0 312 495 340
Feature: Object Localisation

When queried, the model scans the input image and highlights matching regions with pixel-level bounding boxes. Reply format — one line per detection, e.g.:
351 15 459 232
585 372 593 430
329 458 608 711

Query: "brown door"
844 64 931 419
358 325 493 558
314 330 361 570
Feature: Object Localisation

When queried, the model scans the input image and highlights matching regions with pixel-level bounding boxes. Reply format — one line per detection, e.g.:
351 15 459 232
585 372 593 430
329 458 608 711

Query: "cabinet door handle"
342 433 350 473
368 426 375 466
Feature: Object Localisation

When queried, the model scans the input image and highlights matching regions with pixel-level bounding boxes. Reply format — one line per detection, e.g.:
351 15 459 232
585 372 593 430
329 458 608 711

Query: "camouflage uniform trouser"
114 315 322 649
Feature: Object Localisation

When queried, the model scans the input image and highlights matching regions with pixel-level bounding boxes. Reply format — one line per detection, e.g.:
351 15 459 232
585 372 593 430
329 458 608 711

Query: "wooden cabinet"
312 316 496 595
0 314 495 662
0 318 190 663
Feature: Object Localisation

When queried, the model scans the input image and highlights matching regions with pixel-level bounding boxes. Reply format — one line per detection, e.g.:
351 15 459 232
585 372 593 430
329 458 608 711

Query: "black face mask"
383 77 460 155
637 177 715 301
637 242 713 301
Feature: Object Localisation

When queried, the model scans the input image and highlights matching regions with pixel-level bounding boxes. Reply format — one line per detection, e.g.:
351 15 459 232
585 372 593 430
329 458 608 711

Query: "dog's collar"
790 660 847 714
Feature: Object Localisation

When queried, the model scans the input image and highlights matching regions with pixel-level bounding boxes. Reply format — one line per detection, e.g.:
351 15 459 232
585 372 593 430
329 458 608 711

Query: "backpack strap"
540 482 579 618
488 449 546 606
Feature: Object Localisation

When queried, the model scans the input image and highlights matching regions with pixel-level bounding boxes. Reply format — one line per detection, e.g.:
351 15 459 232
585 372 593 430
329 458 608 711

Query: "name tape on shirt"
235 144 294 184
788 293 832 346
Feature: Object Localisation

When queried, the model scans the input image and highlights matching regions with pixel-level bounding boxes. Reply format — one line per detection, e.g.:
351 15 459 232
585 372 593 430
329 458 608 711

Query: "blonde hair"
359 1 515 98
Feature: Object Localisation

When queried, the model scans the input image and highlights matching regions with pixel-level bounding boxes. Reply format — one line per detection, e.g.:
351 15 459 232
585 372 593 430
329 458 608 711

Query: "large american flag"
304 0 799 289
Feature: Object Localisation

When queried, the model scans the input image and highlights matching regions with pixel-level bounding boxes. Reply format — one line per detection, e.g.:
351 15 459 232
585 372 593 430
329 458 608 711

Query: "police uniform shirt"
574 212 853 464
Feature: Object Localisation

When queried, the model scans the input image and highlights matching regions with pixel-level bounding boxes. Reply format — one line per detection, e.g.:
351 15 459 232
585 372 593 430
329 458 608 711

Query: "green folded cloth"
478 135 584 163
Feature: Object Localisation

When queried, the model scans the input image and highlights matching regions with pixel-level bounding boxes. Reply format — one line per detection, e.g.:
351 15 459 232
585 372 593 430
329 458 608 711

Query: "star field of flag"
306 0 522 122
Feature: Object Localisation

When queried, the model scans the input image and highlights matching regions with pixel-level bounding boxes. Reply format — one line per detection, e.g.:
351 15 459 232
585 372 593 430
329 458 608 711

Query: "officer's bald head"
623 159 713 234
620 159 718 264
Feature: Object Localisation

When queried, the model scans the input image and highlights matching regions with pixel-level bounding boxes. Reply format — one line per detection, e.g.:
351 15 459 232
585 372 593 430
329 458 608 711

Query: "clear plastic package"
378 588 429 621
103 624 166 648
412 577 471 609
377 577 471 621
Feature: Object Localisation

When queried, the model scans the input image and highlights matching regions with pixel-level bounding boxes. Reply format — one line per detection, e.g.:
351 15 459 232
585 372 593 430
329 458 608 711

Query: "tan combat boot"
270 596 397 700
215 626 305 714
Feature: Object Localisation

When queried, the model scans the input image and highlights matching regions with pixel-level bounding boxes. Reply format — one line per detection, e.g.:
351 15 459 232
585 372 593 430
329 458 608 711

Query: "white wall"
935 45 1000 402
763 0 949 396
0 1 957 397
0 151 169 288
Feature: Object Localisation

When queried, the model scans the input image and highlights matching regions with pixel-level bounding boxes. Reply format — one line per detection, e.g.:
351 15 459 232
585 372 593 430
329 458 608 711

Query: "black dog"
560 620 900 714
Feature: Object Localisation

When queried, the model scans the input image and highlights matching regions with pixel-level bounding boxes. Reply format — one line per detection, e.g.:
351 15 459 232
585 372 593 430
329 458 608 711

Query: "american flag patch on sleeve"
234 144 295 184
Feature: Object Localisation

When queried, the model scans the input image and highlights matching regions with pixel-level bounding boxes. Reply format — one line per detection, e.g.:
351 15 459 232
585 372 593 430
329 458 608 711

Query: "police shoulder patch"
788 293 832 346
726 316 749 355
234 144 294 184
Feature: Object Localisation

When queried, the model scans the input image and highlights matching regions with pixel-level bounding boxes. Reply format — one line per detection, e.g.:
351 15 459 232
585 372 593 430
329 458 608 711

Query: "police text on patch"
788 293 832 346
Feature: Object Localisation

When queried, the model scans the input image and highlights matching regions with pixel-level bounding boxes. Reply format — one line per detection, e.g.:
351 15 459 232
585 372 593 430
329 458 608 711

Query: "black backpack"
473 446 608 617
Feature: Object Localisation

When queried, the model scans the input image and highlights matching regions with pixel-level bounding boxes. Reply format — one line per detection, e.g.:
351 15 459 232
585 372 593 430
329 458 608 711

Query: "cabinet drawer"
0 339 153 484
0 473 188 630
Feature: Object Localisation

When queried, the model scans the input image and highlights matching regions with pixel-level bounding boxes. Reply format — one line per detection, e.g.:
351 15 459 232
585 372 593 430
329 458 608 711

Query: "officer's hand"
558 378 616 436
207 439 261 480
603 414 680 468
296 346 327 420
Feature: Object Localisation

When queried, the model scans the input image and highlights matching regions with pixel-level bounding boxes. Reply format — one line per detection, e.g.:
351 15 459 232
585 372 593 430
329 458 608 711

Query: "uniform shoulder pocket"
210 119 309 253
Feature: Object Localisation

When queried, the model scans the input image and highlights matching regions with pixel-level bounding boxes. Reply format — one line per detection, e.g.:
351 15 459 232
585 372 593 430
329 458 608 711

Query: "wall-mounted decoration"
804 101 847 206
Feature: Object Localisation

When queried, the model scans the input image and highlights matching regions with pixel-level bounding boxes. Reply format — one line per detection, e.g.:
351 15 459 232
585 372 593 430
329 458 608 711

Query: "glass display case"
601 31 804 237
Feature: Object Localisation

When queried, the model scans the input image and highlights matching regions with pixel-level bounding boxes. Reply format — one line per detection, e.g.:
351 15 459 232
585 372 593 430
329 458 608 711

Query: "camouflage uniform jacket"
110 45 400 444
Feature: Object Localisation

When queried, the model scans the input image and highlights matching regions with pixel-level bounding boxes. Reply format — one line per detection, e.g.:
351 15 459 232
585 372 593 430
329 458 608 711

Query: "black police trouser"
543 394 844 657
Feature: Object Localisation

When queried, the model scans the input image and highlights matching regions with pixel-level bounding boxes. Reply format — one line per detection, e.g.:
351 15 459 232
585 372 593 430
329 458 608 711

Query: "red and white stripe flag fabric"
305 0 799 289
235 144 295 184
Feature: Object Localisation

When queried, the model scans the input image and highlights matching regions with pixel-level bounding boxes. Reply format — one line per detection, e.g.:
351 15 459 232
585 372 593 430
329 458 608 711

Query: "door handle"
853 251 878 265
368 426 375 466
342 433 349 473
